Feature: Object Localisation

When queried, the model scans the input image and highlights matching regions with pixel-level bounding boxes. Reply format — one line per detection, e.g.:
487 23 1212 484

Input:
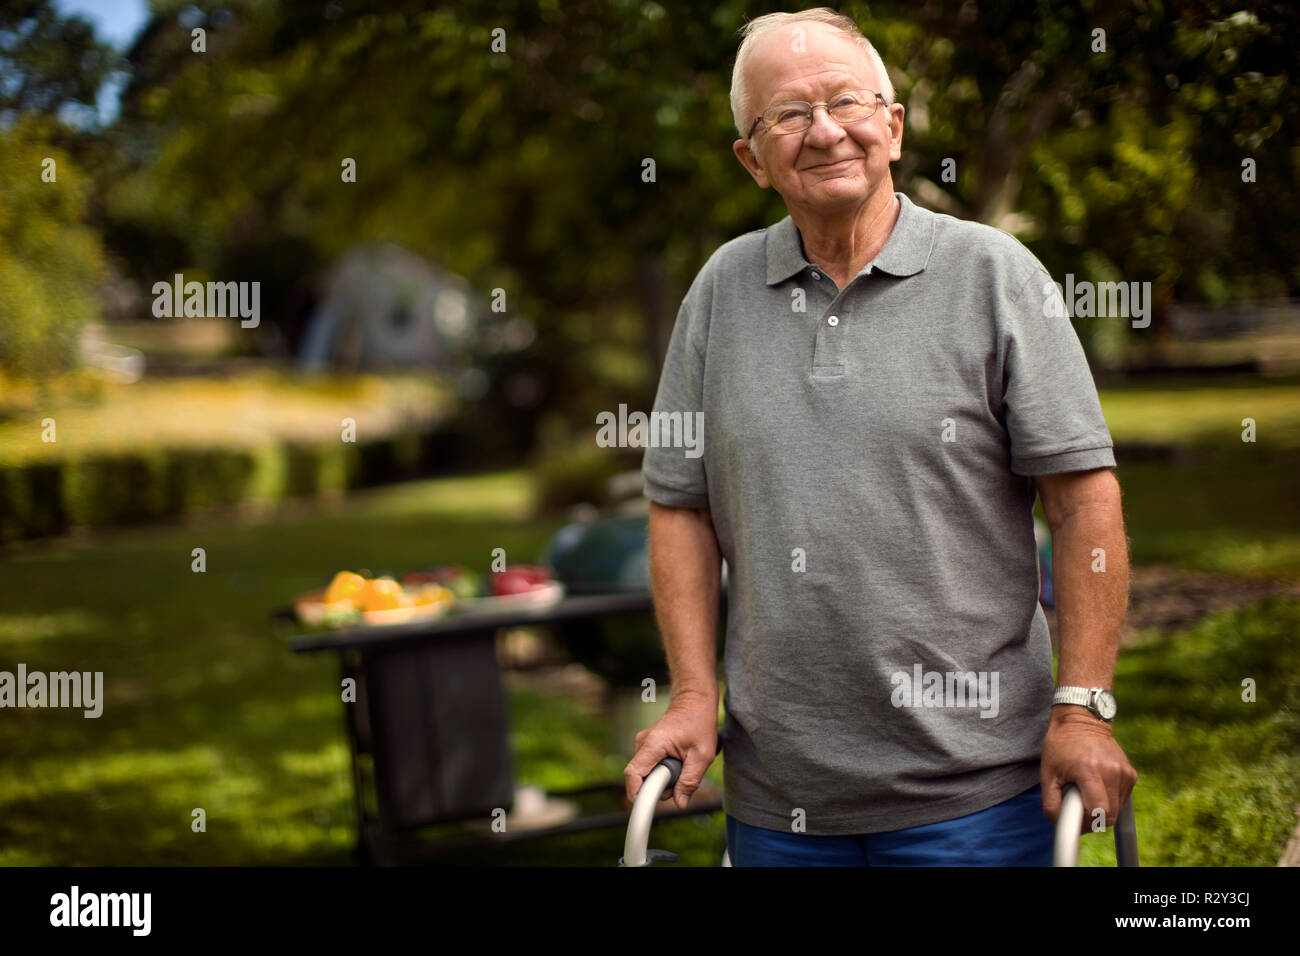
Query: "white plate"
453 581 566 614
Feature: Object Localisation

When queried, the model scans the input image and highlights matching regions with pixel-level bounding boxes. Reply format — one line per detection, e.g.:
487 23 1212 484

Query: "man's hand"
623 689 718 810
1040 707 1138 832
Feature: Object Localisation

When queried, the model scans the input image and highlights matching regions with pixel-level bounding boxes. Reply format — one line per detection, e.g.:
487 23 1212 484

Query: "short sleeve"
641 280 710 508
1002 269 1117 476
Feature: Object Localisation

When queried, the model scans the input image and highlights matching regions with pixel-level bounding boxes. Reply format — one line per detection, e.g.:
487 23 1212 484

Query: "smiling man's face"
733 21 904 217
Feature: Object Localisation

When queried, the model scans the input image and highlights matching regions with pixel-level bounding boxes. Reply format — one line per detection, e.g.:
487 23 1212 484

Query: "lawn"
0 374 1297 866
1073 596 1300 866
0 470 580 865
0 368 452 465
1099 374 1300 576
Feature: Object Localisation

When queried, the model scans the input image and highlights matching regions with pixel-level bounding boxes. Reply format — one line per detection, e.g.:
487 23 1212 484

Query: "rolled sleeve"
1003 269 1116 476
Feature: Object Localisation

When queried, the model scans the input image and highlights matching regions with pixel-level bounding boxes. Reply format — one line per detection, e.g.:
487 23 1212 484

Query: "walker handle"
1053 783 1139 866
618 757 683 867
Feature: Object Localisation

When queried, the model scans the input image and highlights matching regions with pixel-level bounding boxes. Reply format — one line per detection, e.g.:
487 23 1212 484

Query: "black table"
280 590 726 865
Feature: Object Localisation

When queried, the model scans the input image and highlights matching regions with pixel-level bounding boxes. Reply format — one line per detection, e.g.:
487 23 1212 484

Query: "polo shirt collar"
765 192 935 285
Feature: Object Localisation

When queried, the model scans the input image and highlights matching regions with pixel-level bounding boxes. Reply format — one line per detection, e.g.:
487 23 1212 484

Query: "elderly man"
624 8 1137 865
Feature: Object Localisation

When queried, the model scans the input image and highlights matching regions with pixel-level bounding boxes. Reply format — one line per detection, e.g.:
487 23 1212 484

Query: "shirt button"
810 271 821 280
827 315 839 327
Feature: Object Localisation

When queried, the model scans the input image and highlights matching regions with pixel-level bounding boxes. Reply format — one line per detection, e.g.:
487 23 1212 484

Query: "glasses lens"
829 91 878 123
767 103 812 134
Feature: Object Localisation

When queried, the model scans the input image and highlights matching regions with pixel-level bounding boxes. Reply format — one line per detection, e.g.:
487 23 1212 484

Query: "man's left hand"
1040 707 1138 833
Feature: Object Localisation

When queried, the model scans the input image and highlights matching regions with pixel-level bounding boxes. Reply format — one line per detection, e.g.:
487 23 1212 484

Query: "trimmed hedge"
0 429 443 543
532 442 643 513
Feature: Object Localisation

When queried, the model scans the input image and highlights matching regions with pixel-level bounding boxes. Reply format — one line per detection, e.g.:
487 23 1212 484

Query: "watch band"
1052 686 1093 708
1053 686 1116 722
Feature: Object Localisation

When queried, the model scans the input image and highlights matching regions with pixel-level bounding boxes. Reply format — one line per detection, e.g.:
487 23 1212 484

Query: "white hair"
730 8 895 141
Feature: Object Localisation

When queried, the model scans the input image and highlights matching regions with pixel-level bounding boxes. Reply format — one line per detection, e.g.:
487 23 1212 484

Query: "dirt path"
1281 814 1300 867
508 564 1300 698
1043 563 1300 648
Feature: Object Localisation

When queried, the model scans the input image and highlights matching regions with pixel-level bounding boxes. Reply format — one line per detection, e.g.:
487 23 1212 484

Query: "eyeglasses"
747 89 887 139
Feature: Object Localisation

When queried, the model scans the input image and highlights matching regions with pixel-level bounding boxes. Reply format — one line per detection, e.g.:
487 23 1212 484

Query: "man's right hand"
623 690 719 810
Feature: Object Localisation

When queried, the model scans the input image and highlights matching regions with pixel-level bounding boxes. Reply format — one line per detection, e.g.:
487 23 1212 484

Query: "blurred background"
0 0 1297 866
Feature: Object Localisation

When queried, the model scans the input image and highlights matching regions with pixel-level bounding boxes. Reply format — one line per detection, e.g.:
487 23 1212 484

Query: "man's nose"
804 105 847 146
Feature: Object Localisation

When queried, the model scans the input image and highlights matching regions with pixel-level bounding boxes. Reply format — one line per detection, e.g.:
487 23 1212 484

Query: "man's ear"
887 103 905 163
733 138 771 189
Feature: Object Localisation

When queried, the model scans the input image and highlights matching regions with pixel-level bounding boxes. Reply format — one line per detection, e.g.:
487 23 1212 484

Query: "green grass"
0 368 451 465
1094 375 1300 576
0 468 571 865
1109 444 1300 574
1074 596 1300 866
1099 374 1300 449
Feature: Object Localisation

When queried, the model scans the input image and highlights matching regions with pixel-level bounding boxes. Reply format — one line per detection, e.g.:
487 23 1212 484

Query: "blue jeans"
725 785 1054 866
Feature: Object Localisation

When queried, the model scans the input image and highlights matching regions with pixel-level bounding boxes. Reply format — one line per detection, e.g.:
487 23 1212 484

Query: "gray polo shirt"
641 191 1116 835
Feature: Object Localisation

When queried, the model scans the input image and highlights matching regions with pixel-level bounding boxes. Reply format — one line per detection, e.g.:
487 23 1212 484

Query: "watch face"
1096 690 1118 720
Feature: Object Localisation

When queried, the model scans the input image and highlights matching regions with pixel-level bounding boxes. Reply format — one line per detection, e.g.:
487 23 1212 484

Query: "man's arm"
1037 467 1129 695
648 501 722 703
1034 467 1138 827
623 501 723 808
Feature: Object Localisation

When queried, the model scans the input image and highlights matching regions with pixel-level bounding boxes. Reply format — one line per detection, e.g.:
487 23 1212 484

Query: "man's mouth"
808 158 858 170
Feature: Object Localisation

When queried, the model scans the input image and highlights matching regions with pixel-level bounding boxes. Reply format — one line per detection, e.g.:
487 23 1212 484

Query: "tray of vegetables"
291 563 564 627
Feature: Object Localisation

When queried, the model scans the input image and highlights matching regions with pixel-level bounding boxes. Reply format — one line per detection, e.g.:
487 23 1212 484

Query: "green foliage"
0 432 460 541
531 441 640 513
0 116 106 382
851 0 1300 365
1093 597 1300 866
96 0 1300 416
0 460 64 539
104 1 777 432
0 0 118 120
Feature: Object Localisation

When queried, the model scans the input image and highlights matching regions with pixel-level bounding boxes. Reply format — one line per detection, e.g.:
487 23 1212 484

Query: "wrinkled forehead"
744 23 879 110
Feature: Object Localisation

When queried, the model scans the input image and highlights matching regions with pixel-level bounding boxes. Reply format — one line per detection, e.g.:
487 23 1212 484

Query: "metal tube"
622 763 674 867
1053 785 1086 867
1115 797 1139 867
1054 784 1139 867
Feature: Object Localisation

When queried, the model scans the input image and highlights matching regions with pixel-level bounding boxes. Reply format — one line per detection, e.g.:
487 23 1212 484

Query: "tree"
857 0 1300 366
0 0 119 128
97 0 1300 441
0 116 106 384
0 1 114 386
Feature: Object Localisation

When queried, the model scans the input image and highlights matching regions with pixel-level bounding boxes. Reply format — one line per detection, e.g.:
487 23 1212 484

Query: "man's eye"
831 94 861 108
776 107 805 122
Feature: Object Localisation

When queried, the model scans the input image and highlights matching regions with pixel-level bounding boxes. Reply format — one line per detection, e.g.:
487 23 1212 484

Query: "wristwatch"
1052 686 1117 723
